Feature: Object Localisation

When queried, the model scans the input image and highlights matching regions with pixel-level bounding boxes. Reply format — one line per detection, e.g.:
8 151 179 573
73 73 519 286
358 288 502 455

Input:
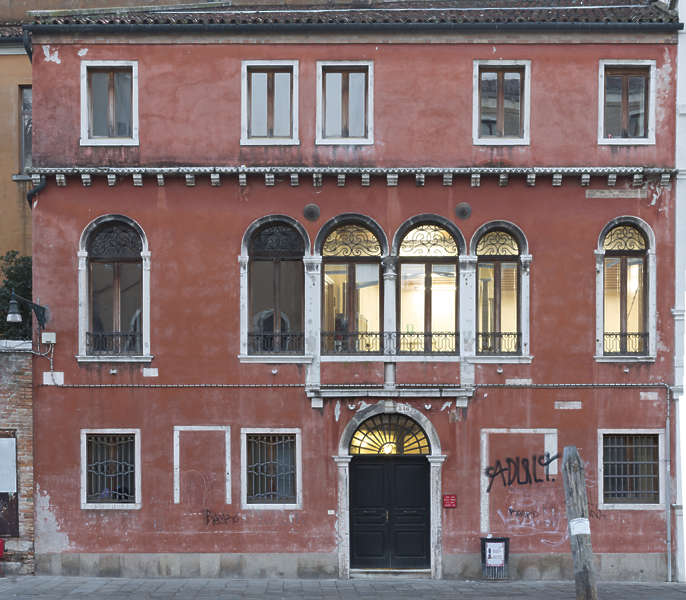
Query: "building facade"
25 1 683 580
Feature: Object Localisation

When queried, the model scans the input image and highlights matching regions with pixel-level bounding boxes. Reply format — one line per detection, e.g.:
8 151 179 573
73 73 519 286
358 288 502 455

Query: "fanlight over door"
349 414 431 456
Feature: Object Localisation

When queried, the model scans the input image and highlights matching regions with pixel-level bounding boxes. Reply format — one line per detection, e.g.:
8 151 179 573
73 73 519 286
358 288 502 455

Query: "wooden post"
562 445 598 600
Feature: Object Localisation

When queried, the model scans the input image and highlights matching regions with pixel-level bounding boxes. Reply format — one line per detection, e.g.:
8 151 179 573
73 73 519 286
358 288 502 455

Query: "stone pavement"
1 577 686 599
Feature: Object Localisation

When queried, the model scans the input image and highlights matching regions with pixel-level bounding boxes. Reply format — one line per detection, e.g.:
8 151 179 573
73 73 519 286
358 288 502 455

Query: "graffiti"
204 509 240 526
485 453 559 492
496 502 568 547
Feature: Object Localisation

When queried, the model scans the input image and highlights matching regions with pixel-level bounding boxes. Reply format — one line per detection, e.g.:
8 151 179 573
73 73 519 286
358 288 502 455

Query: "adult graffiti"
486 453 559 492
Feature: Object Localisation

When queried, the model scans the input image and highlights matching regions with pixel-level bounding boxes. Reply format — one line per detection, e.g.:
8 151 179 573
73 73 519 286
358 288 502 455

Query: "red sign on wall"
442 494 457 508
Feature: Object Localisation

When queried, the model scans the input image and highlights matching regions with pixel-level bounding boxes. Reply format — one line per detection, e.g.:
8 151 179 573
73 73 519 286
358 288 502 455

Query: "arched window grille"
86 221 143 355
350 414 431 455
248 222 305 354
322 224 383 354
602 224 647 355
398 224 459 353
476 230 520 354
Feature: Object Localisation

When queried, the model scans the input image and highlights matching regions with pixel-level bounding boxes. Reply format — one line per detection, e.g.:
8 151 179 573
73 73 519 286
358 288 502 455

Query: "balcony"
603 332 647 355
248 332 304 354
87 332 142 355
321 331 383 355
395 331 458 354
476 331 520 355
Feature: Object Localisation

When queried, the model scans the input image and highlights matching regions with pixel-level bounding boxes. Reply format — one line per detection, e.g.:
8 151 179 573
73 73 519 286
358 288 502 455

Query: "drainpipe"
26 176 46 209
22 29 32 63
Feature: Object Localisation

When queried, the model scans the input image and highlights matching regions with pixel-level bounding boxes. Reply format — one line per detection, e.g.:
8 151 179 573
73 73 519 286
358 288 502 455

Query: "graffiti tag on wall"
204 509 240 526
485 453 559 492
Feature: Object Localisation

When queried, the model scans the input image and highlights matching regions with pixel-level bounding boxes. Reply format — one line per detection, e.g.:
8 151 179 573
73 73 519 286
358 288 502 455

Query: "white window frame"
594 216 656 362
316 60 374 146
597 59 656 146
241 427 302 510
76 214 152 363
240 60 299 146
472 59 531 146
597 428 665 510
80 428 141 510
80 60 139 147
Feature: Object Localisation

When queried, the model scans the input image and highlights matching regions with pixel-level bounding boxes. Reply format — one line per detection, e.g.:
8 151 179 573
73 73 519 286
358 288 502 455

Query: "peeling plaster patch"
77 48 88 56
288 513 295 524
357 401 369 411
35 484 72 553
656 49 672 127
640 391 659 401
440 401 453 411
334 400 341 422
554 401 582 410
42 45 61 64
347 403 356 411
505 378 532 385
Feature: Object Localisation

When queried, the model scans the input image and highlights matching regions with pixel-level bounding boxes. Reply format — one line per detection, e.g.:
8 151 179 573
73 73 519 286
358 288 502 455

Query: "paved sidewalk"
1 576 686 599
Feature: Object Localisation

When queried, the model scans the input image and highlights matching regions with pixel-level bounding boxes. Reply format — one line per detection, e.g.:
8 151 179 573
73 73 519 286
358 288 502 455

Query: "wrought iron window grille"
603 434 659 504
86 434 136 504
321 331 383 354
246 434 297 504
248 331 304 354
476 332 521 355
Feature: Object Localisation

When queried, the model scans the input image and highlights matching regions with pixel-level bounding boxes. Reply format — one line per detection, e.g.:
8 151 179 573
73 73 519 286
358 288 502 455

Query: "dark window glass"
479 67 523 138
88 68 133 138
603 434 659 504
246 434 296 504
604 67 649 139
86 434 136 503
87 222 142 355
20 87 31 172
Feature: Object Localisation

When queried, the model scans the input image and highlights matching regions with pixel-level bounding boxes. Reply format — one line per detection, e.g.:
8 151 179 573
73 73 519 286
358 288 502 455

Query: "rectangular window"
601 432 661 507
241 428 302 509
20 86 31 173
81 429 141 509
473 60 530 145
241 61 299 145
477 262 519 353
598 60 655 145
316 61 373 145
80 61 138 146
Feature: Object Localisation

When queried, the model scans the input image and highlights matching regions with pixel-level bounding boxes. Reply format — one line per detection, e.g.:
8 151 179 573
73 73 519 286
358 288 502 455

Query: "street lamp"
6 289 48 331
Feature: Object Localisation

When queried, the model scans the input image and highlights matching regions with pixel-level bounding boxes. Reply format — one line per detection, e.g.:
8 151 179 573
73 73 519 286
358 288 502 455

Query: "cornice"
29 165 675 188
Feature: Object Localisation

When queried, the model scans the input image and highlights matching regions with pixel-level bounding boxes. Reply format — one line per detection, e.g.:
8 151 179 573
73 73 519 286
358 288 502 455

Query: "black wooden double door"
350 456 430 569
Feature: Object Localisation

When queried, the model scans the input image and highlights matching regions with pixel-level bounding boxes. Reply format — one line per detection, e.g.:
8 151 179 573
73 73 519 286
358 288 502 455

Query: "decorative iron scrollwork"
88 223 142 259
350 413 430 455
603 225 646 251
250 223 305 258
476 230 519 256
322 224 381 257
399 224 458 257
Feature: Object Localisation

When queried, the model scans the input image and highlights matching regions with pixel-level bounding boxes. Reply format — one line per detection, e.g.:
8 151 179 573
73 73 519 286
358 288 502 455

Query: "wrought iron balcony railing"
248 332 304 354
476 331 521 355
603 332 648 355
87 331 142 355
321 331 383 354
395 331 459 354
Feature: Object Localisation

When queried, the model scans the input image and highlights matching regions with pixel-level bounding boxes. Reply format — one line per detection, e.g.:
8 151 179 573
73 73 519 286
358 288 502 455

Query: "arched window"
248 222 305 354
349 414 430 455
398 224 459 353
321 223 382 354
81 218 147 356
476 229 520 354
602 224 647 355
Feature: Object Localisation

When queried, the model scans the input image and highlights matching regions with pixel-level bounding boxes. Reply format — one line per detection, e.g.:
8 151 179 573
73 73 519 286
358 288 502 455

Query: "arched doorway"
334 402 446 578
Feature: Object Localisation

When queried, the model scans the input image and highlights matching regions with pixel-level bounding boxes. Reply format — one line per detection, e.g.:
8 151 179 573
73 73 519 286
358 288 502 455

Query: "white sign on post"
0 437 17 493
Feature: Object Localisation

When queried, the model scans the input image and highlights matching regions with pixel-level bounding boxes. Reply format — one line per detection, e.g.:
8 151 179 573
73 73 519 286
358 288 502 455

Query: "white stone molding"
472 59 531 146
304 256 322 390
240 427 302 510
173 425 231 505
597 59 656 146
80 60 139 147
76 215 152 363
335 402 444 578
597 428 665 510
80 428 141 510
594 216 656 361
240 59 299 146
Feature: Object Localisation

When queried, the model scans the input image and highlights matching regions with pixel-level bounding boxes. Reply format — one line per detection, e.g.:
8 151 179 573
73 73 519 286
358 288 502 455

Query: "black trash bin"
481 536 509 579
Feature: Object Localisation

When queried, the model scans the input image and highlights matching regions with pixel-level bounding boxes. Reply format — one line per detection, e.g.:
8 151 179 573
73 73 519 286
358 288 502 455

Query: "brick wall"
0 346 33 575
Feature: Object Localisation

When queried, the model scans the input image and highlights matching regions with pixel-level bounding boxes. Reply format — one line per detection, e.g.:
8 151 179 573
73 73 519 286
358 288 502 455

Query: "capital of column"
333 455 352 467
382 256 398 278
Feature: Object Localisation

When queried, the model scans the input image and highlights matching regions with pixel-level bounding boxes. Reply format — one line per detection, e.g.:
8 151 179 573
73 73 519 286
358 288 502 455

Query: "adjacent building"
23 0 684 580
